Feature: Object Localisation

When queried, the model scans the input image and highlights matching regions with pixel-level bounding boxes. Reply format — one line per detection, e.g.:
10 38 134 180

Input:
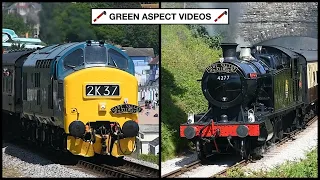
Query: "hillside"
161 25 221 161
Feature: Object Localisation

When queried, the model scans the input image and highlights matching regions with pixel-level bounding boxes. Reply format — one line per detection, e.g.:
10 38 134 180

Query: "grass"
161 25 221 161
2 167 22 178
220 147 318 178
137 154 159 165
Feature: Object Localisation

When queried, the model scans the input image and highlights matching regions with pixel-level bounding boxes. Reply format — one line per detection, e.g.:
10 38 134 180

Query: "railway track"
103 159 159 178
161 160 202 178
212 115 318 177
162 116 318 178
76 159 159 178
4 136 159 178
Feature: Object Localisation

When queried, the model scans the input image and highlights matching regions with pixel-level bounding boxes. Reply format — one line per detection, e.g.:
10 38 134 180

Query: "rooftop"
149 137 159 146
122 47 155 57
141 4 159 8
7 2 41 11
139 124 159 133
149 55 159 65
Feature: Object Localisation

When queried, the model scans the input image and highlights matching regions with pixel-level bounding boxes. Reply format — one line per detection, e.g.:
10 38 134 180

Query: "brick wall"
238 2 318 44
163 2 318 45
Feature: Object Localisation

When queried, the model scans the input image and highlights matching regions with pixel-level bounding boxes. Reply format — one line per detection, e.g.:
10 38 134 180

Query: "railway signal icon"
93 11 106 22
214 11 227 22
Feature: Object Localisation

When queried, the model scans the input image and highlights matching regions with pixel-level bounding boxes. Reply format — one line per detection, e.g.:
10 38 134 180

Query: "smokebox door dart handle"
94 11 106 22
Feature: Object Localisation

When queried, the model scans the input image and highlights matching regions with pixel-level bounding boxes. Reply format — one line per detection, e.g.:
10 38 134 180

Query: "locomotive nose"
201 64 242 107
122 120 139 138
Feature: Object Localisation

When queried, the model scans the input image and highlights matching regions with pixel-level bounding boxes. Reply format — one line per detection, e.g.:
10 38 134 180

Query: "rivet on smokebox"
98 103 106 111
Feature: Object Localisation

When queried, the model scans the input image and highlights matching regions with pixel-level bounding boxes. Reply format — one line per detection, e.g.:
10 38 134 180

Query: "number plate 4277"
217 75 230 81
85 84 120 96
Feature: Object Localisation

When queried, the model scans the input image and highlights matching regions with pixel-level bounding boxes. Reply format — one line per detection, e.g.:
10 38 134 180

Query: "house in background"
137 55 159 102
136 124 159 154
119 47 159 102
122 47 155 86
135 105 159 155
138 84 158 103
140 2 159 8
4 2 42 37
149 137 159 155
135 72 142 85
148 55 159 82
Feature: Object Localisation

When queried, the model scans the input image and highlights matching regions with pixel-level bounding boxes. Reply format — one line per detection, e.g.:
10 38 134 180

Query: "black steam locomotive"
180 36 318 160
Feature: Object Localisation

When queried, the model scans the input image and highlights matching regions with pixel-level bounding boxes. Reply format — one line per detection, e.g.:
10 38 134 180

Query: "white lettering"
87 85 119 96
87 86 94 96
95 86 101 96
217 75 230 81
111 86 118 96
103 86 110 96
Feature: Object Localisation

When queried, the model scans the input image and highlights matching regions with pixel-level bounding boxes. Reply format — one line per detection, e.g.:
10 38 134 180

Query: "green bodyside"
297 64 303 102
274 69 295 111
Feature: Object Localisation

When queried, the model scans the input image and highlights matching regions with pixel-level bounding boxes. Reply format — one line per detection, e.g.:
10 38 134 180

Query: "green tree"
38 3 68 43
2 13 31 36
123 25 159 55
54 3 97 42
38 2 159 54
108 2 141 8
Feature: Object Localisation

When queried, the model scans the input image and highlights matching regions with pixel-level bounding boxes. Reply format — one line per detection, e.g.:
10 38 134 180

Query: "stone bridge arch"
193 2 318 46
238 2 318 45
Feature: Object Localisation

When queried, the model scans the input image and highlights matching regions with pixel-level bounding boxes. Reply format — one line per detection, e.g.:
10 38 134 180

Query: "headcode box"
91 9 229 25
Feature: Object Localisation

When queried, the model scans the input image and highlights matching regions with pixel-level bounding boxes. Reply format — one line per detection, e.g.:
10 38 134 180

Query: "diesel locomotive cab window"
207 73 242 103
108 49 128 70
63 49 84 69
85 46 107 64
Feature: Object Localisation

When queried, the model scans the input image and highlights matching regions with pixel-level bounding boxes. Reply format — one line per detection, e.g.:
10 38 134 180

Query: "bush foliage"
138 154 159 165
161 25 221 161
221 147 318 178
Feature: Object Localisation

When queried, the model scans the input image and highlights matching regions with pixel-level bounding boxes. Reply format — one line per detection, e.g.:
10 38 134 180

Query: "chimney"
221 43 238 61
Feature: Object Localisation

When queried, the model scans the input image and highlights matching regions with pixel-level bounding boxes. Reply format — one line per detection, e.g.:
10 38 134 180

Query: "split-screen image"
2 1 318 178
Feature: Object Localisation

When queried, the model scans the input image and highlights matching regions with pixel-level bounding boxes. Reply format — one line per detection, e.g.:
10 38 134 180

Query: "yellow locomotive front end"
64 66 140 157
